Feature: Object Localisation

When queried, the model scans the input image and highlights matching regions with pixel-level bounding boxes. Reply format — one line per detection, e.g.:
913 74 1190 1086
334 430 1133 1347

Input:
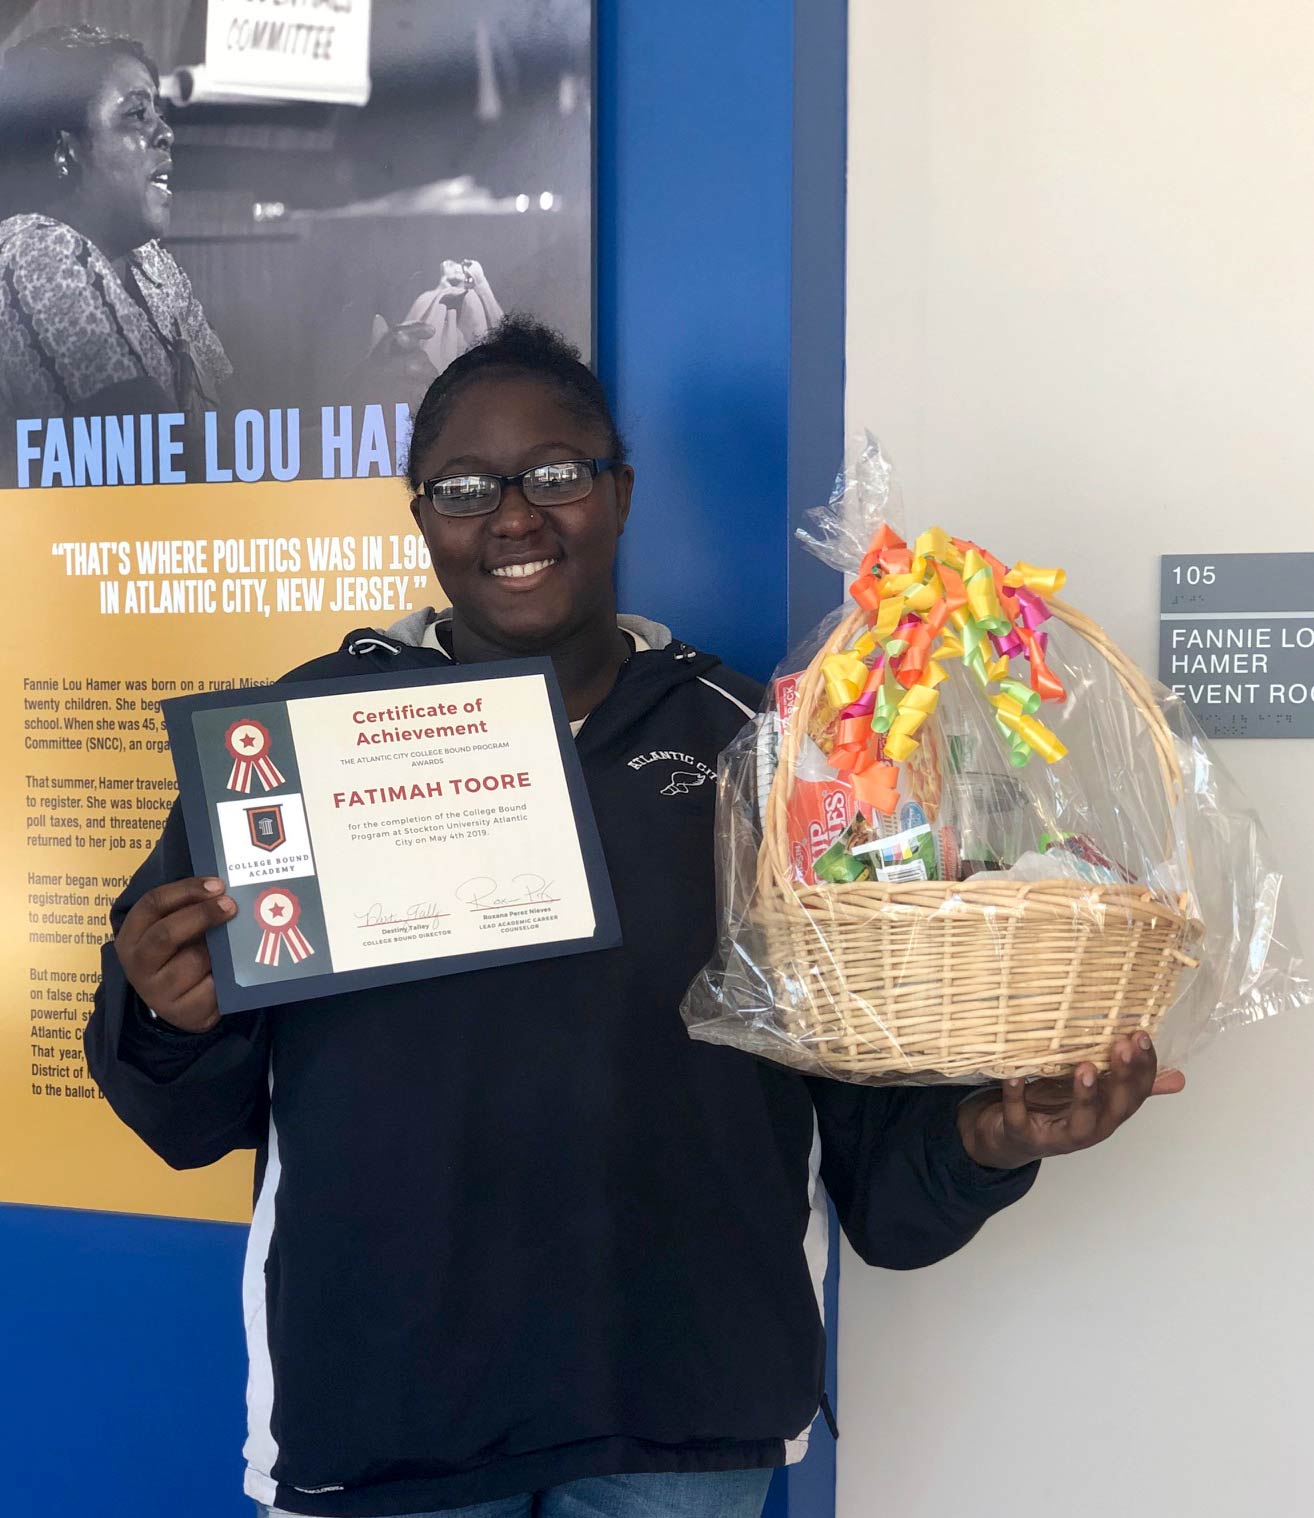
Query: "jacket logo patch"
627 750 715 797
660 769 708 796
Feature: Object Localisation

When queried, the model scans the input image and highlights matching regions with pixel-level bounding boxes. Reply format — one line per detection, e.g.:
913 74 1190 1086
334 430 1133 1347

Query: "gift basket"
682 438 1308 1084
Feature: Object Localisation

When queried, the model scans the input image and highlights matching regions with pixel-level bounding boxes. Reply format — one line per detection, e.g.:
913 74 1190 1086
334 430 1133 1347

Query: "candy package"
682 437 1309 1084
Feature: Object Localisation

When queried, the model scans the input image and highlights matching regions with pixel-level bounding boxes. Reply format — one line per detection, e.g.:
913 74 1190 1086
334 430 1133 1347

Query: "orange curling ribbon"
934 560 968 615
828 741 874 774
854 760 900 815
895 620 936 688
1019 625 1066 703
849 574 884 615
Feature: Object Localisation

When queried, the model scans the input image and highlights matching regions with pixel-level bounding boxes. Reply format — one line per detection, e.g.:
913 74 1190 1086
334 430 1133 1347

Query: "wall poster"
0 0 593 1221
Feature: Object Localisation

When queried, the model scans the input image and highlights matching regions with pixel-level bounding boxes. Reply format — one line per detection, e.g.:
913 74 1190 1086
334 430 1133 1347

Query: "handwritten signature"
354 900 448 927
455 874 558 910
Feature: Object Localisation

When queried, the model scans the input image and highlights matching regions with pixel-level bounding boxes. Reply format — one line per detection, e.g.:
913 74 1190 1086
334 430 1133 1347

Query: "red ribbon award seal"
254 888 314 968
224 718 286 794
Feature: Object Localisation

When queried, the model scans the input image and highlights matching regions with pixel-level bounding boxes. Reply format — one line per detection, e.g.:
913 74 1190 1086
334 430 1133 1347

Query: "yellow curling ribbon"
904 580 939 614
993 681 1045 765
879 574 938 619
990 694 1068 763
962 549 1008 632
821 651 867 710
883 730 919 762
882 683 940 762
1003 561 1067 597
873 597 905 641
1018 717 1067 764
914 526 963 569
898 683 940 723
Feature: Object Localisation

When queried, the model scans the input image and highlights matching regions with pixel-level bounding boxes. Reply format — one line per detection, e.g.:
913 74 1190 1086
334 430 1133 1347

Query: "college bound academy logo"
246 804 286 852
224 718 286 795
254 888 314 968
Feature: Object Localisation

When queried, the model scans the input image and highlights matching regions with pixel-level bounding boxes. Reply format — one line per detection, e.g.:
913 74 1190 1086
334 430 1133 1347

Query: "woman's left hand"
956 1033 1186 1170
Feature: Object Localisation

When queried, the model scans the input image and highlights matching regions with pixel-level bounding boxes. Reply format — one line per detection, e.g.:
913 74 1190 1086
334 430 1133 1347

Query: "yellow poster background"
3 476 441 1222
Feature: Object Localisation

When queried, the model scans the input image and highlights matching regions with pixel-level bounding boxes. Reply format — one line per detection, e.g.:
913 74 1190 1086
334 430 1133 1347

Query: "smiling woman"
406 316 635 721
87 316 1117 1518
0 24 231 440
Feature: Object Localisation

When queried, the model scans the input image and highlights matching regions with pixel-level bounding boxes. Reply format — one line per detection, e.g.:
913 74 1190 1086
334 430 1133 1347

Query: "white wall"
841 3 1314 1515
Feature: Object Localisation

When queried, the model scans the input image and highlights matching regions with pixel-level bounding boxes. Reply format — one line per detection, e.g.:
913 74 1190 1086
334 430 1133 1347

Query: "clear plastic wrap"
682 437 1310 1084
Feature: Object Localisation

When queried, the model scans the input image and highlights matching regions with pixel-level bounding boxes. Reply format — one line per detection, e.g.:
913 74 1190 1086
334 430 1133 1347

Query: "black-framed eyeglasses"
419 458 616 518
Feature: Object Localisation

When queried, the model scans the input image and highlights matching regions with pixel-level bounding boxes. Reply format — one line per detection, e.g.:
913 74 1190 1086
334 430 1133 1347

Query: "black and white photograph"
0 0 593 485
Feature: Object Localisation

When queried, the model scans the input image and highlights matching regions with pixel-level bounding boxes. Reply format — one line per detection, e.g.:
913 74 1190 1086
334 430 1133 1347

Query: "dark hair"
0 25 160 217
406 314 627 491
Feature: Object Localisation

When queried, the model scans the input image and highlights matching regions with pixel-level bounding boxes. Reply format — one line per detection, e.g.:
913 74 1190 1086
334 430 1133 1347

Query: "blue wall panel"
0 2 846 1514
601 4 847 1516
0 1205 250 1516
788 0 849 646
600 5 795 682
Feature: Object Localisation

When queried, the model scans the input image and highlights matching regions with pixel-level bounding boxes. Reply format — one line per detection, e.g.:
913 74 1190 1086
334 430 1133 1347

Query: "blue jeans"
257 1467 773 1516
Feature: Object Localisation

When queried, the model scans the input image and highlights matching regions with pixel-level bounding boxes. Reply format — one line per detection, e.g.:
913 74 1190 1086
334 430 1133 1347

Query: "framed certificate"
161 661 621 1012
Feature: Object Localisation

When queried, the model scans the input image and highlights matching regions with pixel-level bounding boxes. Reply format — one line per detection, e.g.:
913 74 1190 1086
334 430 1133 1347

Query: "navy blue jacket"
85 625 1037 1515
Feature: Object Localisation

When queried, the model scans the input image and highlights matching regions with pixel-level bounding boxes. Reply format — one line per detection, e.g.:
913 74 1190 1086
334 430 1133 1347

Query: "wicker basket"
756 598 1204 1080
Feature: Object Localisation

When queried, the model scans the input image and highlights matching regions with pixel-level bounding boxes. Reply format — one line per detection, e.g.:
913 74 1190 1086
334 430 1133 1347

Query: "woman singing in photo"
0 23 502 474
0 25 231 428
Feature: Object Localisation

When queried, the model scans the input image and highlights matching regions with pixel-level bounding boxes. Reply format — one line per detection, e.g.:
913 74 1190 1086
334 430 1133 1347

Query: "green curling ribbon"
996 725 1033 767
999 677 1041 714
873 677 900 734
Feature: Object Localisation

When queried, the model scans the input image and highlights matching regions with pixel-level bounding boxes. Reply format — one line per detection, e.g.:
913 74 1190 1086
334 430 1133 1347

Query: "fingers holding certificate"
162 661 620 1012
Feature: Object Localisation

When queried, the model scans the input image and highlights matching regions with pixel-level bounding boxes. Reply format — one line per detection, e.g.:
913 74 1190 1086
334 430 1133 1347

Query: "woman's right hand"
115 878 237 1034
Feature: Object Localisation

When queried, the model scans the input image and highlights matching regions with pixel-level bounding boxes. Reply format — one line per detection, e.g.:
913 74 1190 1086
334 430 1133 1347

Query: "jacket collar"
338 609 722 752
383 606 675 654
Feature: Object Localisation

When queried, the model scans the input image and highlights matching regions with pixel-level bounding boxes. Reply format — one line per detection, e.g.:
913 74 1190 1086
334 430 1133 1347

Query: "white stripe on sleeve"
242 1071 282 1506
785 1115 830 1465
696 675 755 718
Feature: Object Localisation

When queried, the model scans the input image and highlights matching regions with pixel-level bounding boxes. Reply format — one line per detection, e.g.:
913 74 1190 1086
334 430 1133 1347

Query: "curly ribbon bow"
817 525 1067 813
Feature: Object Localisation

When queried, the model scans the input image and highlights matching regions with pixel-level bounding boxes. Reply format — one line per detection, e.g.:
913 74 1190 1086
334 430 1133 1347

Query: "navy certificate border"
161 659 622 1014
